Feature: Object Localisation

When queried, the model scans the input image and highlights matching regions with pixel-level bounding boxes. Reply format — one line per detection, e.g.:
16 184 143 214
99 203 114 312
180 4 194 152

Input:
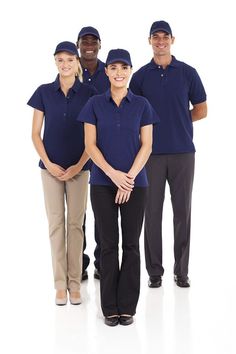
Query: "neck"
80 57 98 75
59 75 75 95
110 86 128 106
153 54 172 69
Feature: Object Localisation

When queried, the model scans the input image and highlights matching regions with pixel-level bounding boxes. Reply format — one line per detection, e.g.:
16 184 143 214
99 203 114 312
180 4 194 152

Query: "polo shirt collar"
149 55 179 69
53 74 82 92
97 59 106 72
105 88 133 102
80 59 105 73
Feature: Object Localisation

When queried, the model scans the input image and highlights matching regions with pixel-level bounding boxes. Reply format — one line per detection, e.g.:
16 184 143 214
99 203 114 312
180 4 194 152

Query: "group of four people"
28 20 207 327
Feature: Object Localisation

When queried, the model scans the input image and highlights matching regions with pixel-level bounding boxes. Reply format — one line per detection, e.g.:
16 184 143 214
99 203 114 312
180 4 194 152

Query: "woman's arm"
84 123 134 191
115 125 153 204
31 109 65 177
128 125 153 179
58 150 90 181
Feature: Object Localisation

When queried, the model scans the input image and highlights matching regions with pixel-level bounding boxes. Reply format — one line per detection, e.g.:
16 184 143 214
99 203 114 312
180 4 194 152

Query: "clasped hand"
108 170 134 191
46 162 80 181
115 189 131 204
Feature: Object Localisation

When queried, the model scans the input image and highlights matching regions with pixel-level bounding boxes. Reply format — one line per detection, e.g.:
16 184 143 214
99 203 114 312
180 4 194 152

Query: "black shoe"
119 315 134 326
104 316 119 327
148 276 162 288
94 268 100 280
174 275 190 288
81 270 88 281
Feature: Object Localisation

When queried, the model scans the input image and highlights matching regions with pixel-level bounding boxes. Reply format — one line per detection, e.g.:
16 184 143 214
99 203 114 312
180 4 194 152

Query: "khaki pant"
41 169 89 291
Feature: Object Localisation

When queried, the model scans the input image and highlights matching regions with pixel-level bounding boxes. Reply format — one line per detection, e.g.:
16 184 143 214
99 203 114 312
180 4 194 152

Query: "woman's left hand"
115 189 131 204
57 165 81 181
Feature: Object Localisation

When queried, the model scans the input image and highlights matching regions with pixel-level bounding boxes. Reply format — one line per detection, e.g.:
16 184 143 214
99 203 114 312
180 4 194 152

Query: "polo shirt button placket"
116 110 121 129
64 95 70 120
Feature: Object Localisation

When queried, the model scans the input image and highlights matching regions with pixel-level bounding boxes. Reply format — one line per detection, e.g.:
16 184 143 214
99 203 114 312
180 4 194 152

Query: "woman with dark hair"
78 49 159 326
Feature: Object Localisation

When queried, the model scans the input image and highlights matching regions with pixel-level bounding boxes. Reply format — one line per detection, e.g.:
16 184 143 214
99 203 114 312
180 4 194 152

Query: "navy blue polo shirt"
81 59 110 93
27 75 97 170
130 56 207 154
77 89 160 187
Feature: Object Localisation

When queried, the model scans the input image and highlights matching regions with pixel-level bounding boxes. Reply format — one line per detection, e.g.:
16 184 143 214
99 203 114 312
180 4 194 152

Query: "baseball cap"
78 26 101 40
54 41 79 56
149 20 172 37
106 49 132 67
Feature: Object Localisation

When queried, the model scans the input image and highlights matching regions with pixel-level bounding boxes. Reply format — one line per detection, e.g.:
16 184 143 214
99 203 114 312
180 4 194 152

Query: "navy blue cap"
106 49 132 67
54 41 79 56
150 20 172 37
78 26 101 41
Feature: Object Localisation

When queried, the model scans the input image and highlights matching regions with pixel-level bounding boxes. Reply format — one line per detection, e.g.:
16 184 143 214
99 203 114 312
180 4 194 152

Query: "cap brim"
106 59 132 66
150 28 171 35
54 49 78 56
78 32 100 40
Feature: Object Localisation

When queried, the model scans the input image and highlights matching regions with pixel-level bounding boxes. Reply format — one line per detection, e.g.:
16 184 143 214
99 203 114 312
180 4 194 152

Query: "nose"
116 67 122 76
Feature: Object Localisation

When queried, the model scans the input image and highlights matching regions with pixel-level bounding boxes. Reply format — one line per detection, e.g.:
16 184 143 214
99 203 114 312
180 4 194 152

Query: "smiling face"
77 34 101 61
55 52 79 78
105 62 132 89
149 31 175 58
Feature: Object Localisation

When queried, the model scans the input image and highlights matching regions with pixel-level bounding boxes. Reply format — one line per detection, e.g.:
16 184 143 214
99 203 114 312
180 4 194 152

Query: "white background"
0 0 236 353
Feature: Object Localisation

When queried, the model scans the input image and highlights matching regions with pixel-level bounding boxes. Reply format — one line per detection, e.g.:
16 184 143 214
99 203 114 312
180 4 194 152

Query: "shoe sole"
56 303 67 306
148 283 162 288
175 283 190 288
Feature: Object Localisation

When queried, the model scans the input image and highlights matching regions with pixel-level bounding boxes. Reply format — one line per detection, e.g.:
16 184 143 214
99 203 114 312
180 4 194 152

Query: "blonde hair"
76 58 83 82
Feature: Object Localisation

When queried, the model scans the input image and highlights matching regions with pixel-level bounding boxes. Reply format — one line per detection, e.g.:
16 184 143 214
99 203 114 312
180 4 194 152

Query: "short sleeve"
140 98 160 127
77 97 97 125
188 68 207 105
129 74 143 96
27 86 45 112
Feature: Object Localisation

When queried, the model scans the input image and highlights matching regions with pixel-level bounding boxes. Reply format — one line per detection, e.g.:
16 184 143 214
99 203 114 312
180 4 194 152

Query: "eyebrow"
110 63 128 67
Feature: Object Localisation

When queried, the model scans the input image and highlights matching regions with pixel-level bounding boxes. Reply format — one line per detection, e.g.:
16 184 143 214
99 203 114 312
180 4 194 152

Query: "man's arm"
191 101 207 122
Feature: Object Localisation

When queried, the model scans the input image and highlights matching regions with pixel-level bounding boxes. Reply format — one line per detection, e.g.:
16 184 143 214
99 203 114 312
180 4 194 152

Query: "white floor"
1 265 235 354
1 193 236 354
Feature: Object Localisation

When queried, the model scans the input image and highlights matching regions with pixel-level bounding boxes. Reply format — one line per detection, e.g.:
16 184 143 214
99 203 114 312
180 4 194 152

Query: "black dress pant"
91 185 147 317
144 153 195 278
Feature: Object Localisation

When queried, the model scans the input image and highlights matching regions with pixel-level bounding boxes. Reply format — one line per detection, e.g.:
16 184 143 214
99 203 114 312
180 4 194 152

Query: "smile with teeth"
114 77 124 81
86 51 94 54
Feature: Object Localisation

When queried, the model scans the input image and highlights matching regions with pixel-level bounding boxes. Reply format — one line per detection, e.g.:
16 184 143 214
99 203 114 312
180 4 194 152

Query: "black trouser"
82 215 101 273
91 185 147 317
144 153 195 278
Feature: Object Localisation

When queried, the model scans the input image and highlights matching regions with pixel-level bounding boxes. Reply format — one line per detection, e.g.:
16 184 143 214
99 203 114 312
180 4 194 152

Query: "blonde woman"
28 41 96 305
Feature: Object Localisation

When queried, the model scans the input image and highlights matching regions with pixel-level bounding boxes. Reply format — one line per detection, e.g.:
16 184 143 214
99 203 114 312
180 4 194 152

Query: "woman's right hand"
45 162 65 178
115 189 131 204
108 169 134 191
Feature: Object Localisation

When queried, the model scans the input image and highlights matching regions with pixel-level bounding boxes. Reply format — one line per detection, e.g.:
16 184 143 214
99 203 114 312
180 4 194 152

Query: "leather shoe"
55 290 67 306
174 275 190 288
94 268 100 280
69 291 82 305
119 315 133 326
81 270 88 281
148 276 162 288
104 316 119 327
